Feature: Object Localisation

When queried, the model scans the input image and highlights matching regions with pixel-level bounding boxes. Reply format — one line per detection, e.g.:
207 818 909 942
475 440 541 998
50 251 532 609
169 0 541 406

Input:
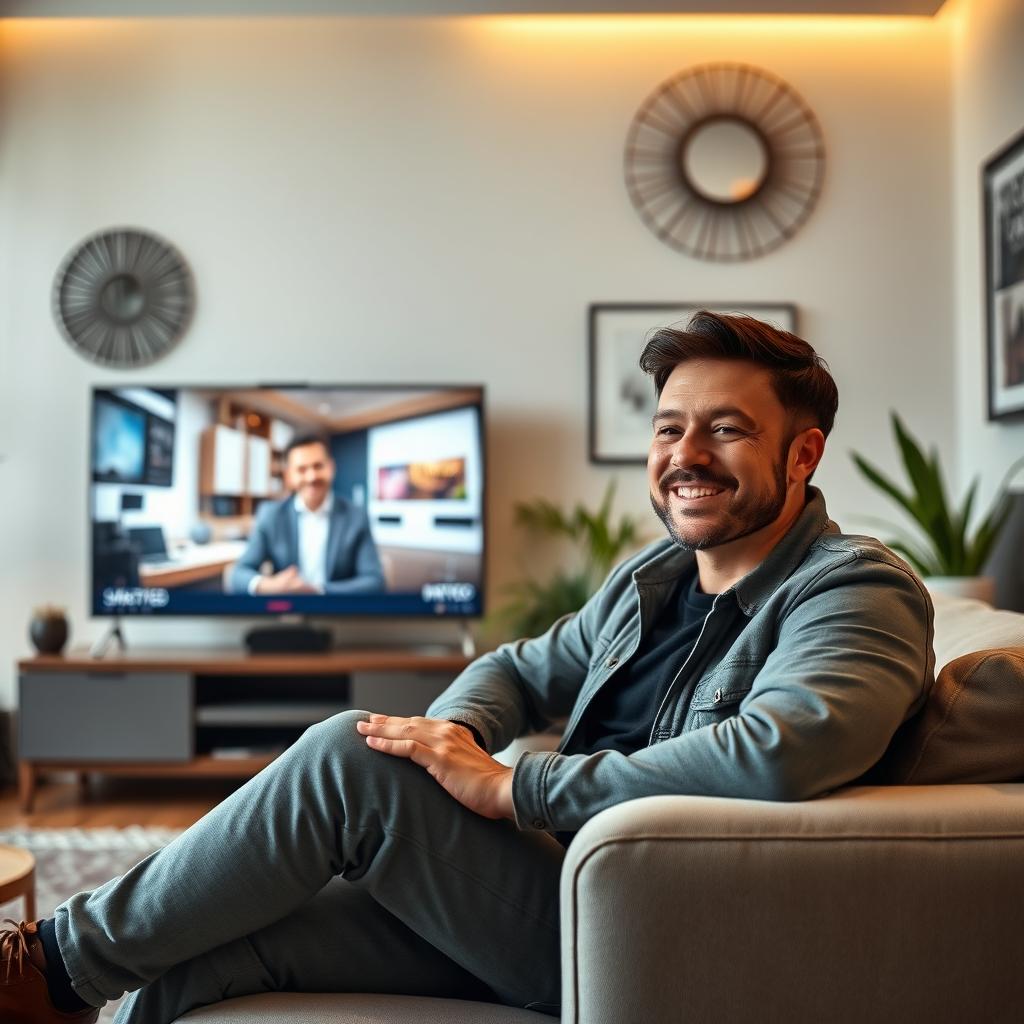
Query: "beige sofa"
180 592 1024 1023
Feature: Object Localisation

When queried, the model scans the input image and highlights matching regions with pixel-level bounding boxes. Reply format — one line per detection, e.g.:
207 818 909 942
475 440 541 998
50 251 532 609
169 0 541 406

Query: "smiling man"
2 312 934 1024
227 434 385 596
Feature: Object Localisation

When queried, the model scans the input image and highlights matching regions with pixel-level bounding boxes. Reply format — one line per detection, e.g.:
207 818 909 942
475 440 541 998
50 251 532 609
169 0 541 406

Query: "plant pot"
923 576 996 605
29 614 69 655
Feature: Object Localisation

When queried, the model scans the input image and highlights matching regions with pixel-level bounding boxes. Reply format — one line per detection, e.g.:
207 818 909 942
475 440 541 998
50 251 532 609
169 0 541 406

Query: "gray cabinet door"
19 672 193 762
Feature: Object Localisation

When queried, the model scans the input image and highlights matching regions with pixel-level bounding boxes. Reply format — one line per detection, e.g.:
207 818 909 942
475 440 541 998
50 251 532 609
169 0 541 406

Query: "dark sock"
37 918 91 1014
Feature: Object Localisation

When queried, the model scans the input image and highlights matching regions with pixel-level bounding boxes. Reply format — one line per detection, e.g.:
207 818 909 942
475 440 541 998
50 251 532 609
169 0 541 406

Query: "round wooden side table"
0 844 36 922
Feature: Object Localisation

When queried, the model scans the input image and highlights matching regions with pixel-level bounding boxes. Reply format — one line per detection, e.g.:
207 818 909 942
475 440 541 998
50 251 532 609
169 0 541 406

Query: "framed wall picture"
983 126 1024 421
588 303 798 464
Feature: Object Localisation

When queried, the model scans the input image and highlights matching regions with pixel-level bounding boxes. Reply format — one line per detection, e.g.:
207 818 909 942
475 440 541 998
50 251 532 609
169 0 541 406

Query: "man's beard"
649 447 790 552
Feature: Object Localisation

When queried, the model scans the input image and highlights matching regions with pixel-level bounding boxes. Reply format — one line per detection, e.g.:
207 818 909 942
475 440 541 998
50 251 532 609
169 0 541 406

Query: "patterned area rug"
0 827 182 1023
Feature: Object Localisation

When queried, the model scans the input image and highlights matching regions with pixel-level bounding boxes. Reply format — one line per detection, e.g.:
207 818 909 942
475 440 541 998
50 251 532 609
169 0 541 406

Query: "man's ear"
789 427 826 484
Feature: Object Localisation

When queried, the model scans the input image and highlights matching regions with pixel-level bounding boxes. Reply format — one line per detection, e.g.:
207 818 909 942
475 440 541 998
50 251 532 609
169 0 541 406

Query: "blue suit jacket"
227 494 385 595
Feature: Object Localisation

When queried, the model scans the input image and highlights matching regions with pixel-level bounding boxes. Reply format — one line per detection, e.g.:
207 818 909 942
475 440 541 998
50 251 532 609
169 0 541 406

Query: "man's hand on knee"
356 714 515 821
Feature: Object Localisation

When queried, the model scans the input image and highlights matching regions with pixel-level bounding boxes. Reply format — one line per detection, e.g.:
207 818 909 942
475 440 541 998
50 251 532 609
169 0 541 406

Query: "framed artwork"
588 303 798 464
984 126 1024 421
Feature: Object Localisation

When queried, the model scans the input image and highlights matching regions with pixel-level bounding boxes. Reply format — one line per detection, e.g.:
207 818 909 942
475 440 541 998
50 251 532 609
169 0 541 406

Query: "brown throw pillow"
877 647 1024 784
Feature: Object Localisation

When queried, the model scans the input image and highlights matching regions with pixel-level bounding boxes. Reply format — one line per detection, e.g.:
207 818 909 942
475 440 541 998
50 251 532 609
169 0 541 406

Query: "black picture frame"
588 303 798 465
983 125 1024 421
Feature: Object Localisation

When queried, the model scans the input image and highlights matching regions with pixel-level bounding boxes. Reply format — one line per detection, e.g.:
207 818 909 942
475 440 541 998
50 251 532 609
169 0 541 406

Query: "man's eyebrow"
651 406 758 428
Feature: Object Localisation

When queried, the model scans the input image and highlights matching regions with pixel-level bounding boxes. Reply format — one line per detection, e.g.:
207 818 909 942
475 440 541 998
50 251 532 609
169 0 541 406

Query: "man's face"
647 358 799 551
286 442 335 511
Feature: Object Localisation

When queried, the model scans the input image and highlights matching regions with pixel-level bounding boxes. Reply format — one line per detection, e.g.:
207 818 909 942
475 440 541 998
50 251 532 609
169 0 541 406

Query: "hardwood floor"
0 774 243 829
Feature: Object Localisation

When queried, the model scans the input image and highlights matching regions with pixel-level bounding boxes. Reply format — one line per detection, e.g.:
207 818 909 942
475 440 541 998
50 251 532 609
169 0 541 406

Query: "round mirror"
682 116 768 204
100 273 146 323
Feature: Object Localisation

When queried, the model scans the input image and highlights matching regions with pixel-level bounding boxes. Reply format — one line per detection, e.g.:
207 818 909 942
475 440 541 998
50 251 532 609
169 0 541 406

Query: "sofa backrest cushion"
878 646 1024 784
930 592 1024 672
868 593 1024 784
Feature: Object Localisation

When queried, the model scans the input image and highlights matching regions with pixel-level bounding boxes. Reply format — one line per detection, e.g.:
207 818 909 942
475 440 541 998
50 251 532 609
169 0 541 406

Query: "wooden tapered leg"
24 871 36 923
18 761 36 814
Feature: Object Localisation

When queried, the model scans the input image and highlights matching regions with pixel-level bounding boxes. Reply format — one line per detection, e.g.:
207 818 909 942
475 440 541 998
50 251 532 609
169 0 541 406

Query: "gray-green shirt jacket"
427 488 935 833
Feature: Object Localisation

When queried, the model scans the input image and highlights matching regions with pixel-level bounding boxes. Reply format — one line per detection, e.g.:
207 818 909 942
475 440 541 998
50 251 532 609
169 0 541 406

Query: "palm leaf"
499 481 646 637
886 541 940 578
514 499 576 539
890 414 954 561
949 477 979 575
965 493 1013 575
852 415 1017 580
851 454 920 524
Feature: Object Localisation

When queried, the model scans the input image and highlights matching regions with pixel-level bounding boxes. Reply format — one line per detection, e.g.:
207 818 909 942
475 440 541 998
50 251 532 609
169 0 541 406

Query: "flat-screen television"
89 384 485 617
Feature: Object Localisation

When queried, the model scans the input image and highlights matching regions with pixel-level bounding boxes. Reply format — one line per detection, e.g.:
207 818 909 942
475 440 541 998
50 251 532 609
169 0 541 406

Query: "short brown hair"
639 310 838 437
285 434 332 460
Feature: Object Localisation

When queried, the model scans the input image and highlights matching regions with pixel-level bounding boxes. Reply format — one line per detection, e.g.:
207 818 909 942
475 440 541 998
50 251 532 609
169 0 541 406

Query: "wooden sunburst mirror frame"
624 63 826 262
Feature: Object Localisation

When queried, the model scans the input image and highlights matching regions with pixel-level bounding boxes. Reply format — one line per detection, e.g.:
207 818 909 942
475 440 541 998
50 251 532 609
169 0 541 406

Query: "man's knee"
301 709 372 764
291 709 441 810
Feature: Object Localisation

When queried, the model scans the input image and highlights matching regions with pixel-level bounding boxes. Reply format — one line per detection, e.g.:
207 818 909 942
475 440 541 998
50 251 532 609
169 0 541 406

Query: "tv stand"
16 646 473 813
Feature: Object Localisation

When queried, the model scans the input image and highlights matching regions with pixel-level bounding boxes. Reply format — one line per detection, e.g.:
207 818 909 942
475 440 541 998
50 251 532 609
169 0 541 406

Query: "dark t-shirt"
562 570 715 758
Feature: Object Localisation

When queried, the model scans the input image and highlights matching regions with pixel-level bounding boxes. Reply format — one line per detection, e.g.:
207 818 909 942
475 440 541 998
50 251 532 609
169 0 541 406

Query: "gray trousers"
53 711 565 1022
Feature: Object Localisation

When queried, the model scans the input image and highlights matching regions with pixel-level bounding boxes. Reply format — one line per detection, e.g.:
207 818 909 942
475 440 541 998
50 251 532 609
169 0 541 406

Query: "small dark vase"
30 613 69 655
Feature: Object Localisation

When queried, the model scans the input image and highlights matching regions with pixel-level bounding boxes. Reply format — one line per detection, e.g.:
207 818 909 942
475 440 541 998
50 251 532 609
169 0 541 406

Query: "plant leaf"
851 453 919 523
499 481 647 639
514 499 576 539
890 414 954 565
965 491 1013 575
886 540 941 578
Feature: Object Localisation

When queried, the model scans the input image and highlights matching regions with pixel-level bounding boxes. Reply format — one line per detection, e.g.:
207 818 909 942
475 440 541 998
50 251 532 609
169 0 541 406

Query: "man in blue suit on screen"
227 434 385 596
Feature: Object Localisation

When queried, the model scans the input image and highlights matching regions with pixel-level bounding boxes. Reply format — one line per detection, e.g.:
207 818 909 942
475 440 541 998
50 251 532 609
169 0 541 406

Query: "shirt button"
605 656 619 668
532 818 547 829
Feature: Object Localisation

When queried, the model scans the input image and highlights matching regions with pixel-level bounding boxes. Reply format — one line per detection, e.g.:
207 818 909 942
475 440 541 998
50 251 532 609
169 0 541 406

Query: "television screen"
89 384 485 617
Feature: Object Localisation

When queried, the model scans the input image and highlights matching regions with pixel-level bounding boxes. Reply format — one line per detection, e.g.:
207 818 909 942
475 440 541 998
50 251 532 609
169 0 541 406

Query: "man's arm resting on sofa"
512 559 933 833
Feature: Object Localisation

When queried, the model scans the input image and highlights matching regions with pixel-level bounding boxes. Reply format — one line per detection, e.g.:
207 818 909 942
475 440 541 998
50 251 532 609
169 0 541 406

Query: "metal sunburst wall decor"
624 63 826 262
53 228 194 368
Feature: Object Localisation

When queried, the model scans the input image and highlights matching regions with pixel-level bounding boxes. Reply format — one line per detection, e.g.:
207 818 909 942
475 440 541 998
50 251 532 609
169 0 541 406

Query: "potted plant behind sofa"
851 412 1015 603
497 481 646 639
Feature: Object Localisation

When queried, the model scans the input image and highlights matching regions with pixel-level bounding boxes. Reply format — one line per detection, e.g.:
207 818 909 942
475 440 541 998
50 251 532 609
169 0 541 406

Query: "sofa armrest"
560 784 1024 1024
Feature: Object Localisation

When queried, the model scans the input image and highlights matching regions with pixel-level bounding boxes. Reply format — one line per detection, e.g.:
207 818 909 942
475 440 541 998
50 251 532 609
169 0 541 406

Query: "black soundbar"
245 625 332 654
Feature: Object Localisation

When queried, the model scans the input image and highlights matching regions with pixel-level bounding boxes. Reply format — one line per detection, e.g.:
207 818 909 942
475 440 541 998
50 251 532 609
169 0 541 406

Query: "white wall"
0 15 954 705
949 0 1024 508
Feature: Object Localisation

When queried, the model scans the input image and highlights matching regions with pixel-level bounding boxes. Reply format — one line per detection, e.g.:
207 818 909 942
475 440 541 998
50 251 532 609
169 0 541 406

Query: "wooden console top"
18 647 474 675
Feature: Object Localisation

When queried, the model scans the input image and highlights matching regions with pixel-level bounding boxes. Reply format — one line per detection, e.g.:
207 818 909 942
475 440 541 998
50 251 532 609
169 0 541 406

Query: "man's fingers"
357 716 425 736
364 735 427 764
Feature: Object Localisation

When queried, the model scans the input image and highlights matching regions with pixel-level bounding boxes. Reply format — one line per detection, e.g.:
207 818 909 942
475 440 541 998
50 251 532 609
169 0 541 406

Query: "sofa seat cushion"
176 993 547 1023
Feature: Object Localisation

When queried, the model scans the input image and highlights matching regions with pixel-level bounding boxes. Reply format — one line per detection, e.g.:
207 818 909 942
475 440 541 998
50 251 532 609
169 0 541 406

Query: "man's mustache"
659 468 735 491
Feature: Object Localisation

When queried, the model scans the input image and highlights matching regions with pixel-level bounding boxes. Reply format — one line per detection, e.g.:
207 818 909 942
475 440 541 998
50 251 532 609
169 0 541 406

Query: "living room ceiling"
0 0 949 16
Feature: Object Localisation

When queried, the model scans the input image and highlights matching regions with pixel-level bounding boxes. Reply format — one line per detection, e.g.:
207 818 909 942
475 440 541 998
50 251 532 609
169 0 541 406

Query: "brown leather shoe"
0 920 99 1023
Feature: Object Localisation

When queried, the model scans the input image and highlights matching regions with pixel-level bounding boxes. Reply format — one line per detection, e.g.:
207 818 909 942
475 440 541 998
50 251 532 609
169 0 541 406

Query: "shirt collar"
294 491 334 517
632 486 835 617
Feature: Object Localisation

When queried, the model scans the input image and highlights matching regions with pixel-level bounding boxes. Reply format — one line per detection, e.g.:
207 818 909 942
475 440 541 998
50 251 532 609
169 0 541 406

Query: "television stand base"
245 624 332 654
90 617 127 659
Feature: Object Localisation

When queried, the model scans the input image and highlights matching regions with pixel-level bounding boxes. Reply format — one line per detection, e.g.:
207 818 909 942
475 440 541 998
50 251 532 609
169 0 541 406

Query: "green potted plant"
496 481 646 639
851 412 1017 602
